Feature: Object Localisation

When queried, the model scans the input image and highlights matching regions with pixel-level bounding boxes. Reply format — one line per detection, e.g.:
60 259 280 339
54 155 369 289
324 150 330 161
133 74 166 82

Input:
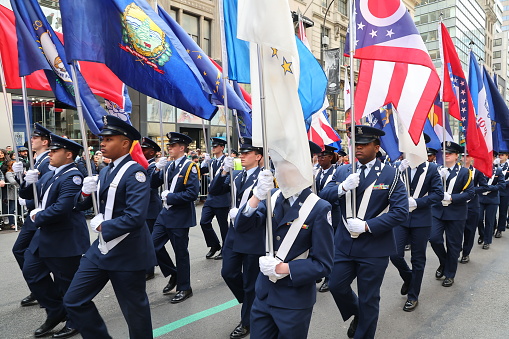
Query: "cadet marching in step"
10 120 509 339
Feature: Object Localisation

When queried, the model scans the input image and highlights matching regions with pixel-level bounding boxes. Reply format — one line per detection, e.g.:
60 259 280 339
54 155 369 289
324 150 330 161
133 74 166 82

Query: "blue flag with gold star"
158 5 250 112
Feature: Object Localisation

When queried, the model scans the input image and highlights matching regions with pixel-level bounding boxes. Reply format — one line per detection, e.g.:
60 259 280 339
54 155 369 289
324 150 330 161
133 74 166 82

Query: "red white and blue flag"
346 0 440 144
307 100 342 149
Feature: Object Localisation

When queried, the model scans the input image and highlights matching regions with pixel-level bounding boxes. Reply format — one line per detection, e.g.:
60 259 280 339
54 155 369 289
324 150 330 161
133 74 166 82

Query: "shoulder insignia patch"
135 171 146 183
73 176 82 185
327 211 332 225
191 166 198 174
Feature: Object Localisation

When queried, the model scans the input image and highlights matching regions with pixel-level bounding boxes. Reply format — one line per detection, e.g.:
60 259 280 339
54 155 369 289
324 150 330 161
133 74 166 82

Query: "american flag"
346 0 440 144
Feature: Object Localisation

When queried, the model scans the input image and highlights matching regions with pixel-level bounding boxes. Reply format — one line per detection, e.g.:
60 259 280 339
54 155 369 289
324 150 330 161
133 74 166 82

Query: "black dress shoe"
403 299 418 312
145 273 155 281
478 236 484 244
230 322 250 339
206 246 221 259
213 251 223 260
400 281 410 295
482 243 490 250
163 275 177 295
347 316 358 338
435 265 444 279
442 277 454 287
171 289 193 303
21 293 38 307
495 231 502 238
319 281 330 293
52 326 79 338
34 314 66 337
460 256 470 264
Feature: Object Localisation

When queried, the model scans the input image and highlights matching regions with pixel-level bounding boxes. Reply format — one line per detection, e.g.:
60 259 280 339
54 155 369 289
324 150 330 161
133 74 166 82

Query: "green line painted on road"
153 299 239 337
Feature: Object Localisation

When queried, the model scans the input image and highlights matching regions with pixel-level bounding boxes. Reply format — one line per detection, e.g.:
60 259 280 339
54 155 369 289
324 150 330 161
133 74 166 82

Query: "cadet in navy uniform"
389 140 443 312
208 138 263 339
427 147 438 163
151 132 200 303
430 141 474 287
320 126 408 339
236 171 334 339
460 154 487 263
12 123 53 307
140 137 162 280
494 150 509 237
19 134 89 338
477 153 504 249
337 150 347 166
200 137 230 260
315 144 339 293
63 115 156 339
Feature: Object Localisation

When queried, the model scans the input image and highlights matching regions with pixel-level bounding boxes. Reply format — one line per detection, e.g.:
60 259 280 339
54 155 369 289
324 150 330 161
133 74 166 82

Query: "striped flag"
307 100 341 149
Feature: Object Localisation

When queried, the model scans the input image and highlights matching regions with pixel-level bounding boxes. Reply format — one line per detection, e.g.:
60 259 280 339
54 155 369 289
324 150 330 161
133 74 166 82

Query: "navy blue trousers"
429 218 465 279
63 256 152 339
462 206 480 257
478 203 498 244
497 195 509 232
200 205 229 247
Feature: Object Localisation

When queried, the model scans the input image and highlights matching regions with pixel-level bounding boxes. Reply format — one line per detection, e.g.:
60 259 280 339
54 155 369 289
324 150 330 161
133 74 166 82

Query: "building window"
203 19 211 55
494 50 502 59
494 63 501 71
182 12 199 44
338 0 347 16
494 38 503 46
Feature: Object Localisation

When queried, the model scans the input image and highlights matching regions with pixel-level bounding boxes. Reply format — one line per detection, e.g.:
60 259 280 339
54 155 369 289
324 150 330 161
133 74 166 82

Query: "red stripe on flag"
408 73 441 143
354 60 375 122
385 63 407 108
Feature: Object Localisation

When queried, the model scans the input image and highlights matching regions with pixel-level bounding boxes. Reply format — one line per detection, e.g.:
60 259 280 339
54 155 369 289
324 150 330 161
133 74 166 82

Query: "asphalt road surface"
1 204 509 338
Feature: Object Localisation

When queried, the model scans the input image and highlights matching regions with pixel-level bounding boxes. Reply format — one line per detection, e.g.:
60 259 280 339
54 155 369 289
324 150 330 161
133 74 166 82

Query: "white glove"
494 158 501 165
90 213 104 233
12 161 24 173
160 190 170 201
229 208 239 220
439 168 449 179
82 176 98 195
25 169 40 184
398 159 410 172
155 157 168 170
203 153 211 164
253 170 275 200
259 256 284 282
442 192 452 206
342 173 360 191
30 208 44 221
222 156 234 173
408 197 417 213
18 198 26 206
347 218 366 234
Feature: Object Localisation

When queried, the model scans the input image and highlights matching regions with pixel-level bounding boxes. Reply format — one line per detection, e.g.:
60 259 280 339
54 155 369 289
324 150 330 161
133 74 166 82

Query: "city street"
1 204 509 338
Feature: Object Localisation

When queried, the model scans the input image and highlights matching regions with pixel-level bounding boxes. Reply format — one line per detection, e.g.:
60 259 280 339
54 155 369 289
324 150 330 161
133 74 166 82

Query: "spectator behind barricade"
75 150 98 176
231 149 243 170
2 161 19 229
0 149 12 175
5 145 14 158
94 153 107 172
18 147 30 170
192 155 200 163
196 148 202 157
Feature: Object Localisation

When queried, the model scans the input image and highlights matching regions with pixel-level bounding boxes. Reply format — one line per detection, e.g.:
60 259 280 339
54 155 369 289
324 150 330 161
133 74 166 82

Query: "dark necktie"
283 198 291 216
240 171 247 187
359 165 367 183
105 162 114 180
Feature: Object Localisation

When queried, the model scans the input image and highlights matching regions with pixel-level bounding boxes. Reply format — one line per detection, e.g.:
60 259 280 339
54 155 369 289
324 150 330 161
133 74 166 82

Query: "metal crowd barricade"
0 182 22 232
199 174 209 201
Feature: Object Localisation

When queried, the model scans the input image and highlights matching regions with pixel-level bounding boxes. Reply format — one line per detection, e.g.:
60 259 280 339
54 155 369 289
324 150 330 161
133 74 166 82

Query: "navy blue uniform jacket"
146 159 162 219
479 166 505 205
203 157 231 208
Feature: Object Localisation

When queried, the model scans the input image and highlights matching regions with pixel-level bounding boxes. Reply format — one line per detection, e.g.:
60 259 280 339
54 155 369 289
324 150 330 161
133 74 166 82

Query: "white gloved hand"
398 159 410 172
494 158 501 165
259 256 284 280
160 190 170 201
12 161 24 174
342 173 360 191
253 170 275 200
408 197 418 212
313 166 320 178
90 213 104 233
439 168 449 179
203 153 211 164
18 197 26 206
82 176 99 195
347 218 366 234
442 192 452 206
155 157 168 170
222 156 234 173
229 208 239 220
30 208 44 221
25 169 40 184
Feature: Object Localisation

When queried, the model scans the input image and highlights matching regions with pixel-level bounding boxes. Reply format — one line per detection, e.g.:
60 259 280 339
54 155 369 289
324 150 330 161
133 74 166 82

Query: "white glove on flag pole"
238 0 312 198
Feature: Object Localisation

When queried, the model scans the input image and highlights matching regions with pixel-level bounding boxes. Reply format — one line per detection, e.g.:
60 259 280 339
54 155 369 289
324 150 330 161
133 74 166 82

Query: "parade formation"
1 0 509 338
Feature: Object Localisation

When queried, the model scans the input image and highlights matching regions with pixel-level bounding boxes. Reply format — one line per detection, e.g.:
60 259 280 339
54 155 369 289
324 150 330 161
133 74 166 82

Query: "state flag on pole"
237 0 313 198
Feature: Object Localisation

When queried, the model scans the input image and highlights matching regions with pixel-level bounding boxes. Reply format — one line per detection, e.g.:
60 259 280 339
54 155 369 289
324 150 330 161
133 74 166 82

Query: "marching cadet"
64 115 156 339
235 169 334 339
12 123 53 307
140 137 162 280
337 150 347 166
390 139 443 312
494 150 509 237
427 147 438 163
151 132 200 303
200 137 230 260
429 141 474 287
315 144 339 293
460 154 487 263
19 134 89 338
208 138 263 339
320 125 408 339
477 153 504 249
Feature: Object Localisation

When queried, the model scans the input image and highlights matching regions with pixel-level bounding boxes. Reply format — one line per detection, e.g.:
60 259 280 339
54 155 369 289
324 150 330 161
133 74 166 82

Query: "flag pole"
201 119 213 181
218 0 236 208
438 17 447 190
256 44 274 257
21 76 39 206
348 0 357 218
